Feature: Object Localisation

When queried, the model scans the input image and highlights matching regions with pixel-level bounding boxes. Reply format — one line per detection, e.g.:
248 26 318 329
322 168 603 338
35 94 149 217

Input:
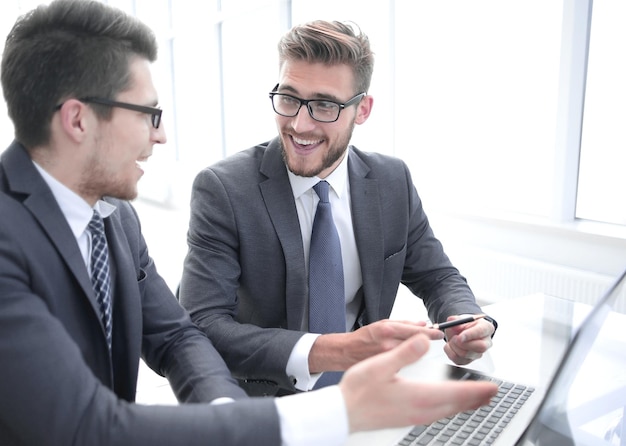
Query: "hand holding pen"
428 314 487 331
433 314 495 366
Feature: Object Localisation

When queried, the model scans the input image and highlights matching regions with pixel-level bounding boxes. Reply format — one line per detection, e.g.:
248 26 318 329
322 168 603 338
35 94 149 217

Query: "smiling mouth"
291 135 323 150
136 155 150 171
293 135 322 145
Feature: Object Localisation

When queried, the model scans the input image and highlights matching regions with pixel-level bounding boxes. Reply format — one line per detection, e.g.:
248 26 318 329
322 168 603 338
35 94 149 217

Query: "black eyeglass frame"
55 97 162 128
268 84 366 123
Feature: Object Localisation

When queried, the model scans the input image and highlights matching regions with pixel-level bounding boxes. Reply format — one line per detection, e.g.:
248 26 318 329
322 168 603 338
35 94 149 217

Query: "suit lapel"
259 140 308 329
348 149 385 325
1 143 97 312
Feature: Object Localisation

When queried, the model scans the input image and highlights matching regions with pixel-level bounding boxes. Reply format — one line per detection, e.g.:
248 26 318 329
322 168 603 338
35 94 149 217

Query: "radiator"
451 249 626 314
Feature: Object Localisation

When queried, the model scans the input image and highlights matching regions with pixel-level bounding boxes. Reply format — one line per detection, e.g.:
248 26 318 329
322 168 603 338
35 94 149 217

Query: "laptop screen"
518 268 626 445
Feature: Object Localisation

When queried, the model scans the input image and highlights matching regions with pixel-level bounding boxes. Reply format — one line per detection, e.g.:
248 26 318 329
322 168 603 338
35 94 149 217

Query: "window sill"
428 208 626 278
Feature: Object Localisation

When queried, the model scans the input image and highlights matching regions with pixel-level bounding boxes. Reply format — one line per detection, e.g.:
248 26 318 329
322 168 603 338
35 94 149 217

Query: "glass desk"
347 293 626 446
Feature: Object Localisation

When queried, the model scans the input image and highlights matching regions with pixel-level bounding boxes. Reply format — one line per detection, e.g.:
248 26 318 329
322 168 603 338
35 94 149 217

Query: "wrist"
308 332 352 373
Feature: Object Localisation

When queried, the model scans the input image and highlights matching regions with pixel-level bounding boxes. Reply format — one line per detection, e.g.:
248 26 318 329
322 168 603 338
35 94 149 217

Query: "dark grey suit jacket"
0 142 281 445
180 137 484 396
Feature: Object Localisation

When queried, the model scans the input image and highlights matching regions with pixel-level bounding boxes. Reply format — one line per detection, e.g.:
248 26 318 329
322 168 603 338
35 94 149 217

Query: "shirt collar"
287 149 350 200
33 161 117 239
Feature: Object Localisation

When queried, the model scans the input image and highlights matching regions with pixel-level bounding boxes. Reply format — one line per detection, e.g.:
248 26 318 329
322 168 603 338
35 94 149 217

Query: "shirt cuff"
210 397 235 405
286 333 322 390
483 315 498 338
275 385 349 446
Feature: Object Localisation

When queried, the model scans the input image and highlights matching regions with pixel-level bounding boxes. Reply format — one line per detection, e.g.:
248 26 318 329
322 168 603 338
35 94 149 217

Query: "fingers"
341 334 431 389
320 321 441 371
453 318 495 343
392 319 429 327
361 333 431 377
379 333 431 373
443 342 480 365
442 317 494 364
446 316 494 342
351 320 444 355
371 319 445 342
422 328 446 341
341 336 500 432
405 381 499 426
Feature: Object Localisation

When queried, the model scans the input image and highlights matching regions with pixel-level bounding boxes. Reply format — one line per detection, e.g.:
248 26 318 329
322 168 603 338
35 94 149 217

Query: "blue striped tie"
88 210 113 351
309 181 345 388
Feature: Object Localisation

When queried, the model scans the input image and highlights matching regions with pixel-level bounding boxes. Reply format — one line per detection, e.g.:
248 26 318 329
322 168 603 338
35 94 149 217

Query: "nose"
290 104 316 133
152 121 167 145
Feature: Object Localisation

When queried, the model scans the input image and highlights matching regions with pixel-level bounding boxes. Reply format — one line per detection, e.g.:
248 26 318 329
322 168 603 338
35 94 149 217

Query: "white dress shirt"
285 151 364 390
33 162 116 270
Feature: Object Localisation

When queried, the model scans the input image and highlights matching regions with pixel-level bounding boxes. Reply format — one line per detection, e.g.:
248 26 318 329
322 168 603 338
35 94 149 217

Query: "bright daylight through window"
575 0 626 226
0 0 623 233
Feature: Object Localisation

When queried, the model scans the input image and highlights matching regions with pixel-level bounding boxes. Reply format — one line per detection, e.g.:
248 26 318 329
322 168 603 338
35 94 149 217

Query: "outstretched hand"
309 319 444 373
339 334 498 433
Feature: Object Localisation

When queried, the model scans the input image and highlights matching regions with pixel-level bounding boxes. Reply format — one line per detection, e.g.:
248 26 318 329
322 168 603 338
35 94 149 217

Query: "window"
392 1 562 219
576 0 626 226
0 1 624 235
291 1 567 222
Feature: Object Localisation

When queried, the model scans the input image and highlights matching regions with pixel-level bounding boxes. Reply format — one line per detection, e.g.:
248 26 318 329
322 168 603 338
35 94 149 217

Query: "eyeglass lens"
151 113 161 128
271 94 340 122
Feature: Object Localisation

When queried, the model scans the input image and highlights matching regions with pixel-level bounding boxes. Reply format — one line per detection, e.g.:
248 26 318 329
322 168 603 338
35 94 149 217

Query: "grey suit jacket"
0 142 281 445
180 137 483 396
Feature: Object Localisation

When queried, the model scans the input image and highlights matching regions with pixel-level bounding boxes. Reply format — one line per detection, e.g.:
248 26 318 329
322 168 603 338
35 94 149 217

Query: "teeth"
293 136 321 146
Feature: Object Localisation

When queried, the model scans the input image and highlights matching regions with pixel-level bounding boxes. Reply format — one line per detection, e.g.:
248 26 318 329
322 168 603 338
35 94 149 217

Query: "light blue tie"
309 181 345 388
88 210 113 351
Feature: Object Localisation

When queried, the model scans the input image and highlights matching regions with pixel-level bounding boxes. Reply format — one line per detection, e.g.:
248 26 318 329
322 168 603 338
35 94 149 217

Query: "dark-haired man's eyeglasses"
55 97 162 128
269 84 365 123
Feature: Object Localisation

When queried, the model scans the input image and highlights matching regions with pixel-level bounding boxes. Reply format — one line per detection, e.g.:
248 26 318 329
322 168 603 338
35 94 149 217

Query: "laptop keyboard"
396 372 535 446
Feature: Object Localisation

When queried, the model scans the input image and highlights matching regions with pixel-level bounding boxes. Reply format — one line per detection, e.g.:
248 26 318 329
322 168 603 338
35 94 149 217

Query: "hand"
339 334 498 432
442 316 495 365
309 319 445 373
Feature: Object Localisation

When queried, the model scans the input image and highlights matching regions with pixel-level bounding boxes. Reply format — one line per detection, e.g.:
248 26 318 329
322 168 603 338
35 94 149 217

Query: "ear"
354 95 373 125
56 99 90 143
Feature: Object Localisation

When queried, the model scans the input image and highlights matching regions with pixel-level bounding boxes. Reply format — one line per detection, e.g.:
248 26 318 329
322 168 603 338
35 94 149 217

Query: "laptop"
390 267 626 446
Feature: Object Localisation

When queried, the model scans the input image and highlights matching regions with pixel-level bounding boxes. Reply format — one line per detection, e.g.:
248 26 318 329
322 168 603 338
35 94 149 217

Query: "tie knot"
88 210 105 235
313 181 330 203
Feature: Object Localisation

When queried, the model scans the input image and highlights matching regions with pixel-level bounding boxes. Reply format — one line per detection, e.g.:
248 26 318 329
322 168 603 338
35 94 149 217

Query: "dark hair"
1 0 158 148
277 20 374 95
